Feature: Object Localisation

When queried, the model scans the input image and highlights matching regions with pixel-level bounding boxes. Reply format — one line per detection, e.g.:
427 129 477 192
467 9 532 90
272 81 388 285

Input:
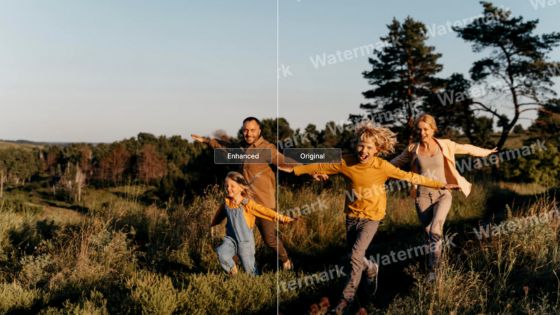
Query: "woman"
391 114 497 277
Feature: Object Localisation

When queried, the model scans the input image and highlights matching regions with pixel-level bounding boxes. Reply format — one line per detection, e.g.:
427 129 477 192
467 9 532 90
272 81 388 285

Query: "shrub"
126 271 187 315
0 281 39 313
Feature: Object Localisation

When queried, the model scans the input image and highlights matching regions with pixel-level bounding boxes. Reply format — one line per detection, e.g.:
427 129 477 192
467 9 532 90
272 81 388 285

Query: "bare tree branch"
519 107 543 114
471 101 502 118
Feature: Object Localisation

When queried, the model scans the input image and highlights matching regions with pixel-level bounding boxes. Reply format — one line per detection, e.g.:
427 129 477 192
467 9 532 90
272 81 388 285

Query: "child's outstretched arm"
276 158 329 181
284 161 343 177
210 205 226 227
246 200 294 224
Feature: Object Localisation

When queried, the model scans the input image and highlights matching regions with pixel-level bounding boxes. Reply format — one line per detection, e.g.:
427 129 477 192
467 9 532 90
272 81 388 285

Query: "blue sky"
0 0 558 142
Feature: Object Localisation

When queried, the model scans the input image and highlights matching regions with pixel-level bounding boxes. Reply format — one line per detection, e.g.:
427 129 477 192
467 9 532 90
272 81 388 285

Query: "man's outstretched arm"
191 134 233 149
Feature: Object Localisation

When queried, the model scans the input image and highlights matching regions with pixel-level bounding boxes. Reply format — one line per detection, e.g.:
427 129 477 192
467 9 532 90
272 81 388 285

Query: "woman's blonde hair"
224 171 252 198
355 121 397 156
416 114 438 133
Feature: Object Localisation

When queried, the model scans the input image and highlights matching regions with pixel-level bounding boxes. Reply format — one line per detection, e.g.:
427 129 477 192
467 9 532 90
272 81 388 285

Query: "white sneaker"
229 264 238 276
228 264 239 276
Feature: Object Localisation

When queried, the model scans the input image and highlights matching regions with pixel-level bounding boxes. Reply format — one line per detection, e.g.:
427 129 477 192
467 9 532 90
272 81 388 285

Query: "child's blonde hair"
355 121 397 156
224 171 252 198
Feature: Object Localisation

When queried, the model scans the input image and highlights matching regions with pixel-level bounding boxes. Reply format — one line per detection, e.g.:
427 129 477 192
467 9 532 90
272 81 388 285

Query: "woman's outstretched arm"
453 141 498 157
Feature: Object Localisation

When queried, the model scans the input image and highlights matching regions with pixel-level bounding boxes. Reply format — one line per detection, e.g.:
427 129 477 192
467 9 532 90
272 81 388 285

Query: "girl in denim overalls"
210 171 294 275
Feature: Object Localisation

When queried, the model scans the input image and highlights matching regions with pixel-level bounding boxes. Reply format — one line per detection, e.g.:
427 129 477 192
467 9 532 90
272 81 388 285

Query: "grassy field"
0 179 558 314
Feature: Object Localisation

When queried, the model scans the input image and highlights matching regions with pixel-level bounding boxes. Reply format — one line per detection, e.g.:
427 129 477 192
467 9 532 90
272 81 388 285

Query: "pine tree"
362 17 443 143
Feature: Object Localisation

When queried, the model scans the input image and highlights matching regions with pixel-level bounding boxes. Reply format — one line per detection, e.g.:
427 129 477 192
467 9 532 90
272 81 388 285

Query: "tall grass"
0 182 557 314
278 186 346 255
384 197 560 315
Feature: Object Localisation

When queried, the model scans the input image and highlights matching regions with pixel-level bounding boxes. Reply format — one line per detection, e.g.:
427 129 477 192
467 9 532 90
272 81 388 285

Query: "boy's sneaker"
282 259 293 271
332 298 349 315
319 297 330 313
363 257 379 295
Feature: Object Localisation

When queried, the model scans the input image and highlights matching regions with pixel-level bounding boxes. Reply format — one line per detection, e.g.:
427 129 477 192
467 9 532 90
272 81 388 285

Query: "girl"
211 171 294 275
281 122 458 314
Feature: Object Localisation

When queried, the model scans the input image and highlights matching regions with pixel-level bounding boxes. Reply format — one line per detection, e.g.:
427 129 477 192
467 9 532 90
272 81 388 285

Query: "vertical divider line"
276 0 280 314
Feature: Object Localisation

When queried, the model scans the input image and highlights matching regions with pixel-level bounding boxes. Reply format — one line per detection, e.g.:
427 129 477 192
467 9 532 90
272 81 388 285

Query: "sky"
0 0 558 142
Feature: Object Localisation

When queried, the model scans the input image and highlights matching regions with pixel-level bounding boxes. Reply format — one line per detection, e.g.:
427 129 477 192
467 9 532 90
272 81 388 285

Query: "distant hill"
0 140 49 150
0 140 106 151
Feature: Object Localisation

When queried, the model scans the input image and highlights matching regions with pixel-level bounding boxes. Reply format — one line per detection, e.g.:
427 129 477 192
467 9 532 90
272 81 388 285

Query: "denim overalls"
216 198 257 275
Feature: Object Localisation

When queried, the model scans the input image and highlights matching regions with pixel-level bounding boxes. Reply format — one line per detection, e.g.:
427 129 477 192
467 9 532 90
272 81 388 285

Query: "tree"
0 148 42 196
58 144 93 201
96 144 131 183
362 17 444 143
454 1 560 150
425 73 495 146
136 144 167 183
528 98 560 144
501 99 559 186
424 74 473 136
512 124 524 134
302 124 320 147
58 162 86 203
320 121 339 148
137 132 158 146
45 146 62 173
468 117 496 148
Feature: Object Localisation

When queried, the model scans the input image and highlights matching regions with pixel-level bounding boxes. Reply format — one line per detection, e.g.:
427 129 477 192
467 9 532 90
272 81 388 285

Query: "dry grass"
0 182 558 314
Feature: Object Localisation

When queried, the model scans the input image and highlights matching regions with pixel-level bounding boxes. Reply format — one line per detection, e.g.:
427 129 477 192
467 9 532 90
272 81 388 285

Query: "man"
193 117 321 270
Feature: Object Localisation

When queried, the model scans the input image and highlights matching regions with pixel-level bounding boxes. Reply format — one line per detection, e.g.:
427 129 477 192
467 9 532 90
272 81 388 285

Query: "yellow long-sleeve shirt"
211 197 294 229
294 155 445 221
